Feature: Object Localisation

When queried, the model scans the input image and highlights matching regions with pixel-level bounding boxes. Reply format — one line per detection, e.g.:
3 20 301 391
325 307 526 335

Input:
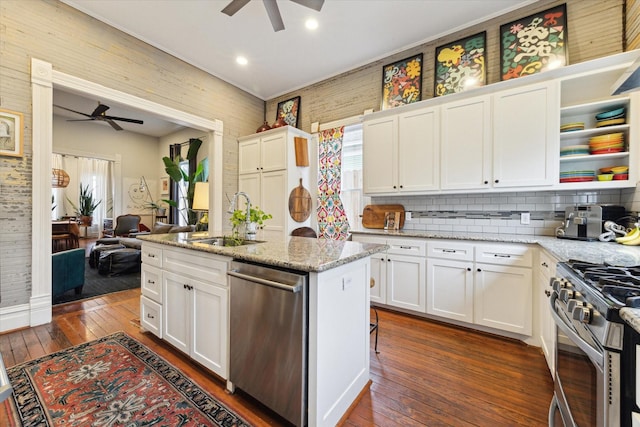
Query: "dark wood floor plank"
0 289 553 426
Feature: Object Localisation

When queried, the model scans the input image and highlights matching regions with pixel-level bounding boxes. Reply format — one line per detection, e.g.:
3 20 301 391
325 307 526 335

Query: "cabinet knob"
494 179 499 183
399 185 403 189
484 180 488 184
393 185 397 189
545 290 551 297
387 258 391 262
256 167 260 171
477 268 481 272
467 267 471 271
541 262 548 268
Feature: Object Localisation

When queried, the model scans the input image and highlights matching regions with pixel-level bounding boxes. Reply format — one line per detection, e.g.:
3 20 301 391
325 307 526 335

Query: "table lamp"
192 182 209 231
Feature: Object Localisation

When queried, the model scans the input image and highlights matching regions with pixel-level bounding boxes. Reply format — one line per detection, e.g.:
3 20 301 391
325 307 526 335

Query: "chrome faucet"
227 191 252 224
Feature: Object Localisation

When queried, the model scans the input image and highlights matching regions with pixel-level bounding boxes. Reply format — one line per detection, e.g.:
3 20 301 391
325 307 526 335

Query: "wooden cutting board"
288 179 312 222
361 204 405 229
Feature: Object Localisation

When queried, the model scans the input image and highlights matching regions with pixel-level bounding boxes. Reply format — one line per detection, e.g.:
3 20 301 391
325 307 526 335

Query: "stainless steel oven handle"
548 393 559 427
549 292 604 367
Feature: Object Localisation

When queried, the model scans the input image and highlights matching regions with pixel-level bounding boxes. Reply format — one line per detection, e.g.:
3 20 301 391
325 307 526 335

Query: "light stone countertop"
137 232 388 273
621 308 640 334
350 229 640 267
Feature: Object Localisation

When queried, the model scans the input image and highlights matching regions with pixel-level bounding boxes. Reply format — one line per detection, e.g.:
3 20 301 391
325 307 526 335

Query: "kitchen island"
136 232 387 427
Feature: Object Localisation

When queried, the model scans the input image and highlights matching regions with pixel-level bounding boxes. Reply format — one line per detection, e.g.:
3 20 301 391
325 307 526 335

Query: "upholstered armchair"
103 214 141 237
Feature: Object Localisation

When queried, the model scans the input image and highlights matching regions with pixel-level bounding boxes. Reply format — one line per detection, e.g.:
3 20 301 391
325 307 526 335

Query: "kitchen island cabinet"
138 233 387 427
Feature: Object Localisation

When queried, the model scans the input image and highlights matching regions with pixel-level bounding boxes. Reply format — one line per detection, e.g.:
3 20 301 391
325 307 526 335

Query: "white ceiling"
60 0 536 101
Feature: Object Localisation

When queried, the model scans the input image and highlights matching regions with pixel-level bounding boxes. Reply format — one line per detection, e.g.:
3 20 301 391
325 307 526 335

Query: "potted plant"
230 206 272 240
67 184 101 226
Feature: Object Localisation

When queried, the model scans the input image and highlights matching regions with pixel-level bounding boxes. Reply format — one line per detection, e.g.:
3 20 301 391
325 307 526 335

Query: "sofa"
52 248 85 298
96 222 195 249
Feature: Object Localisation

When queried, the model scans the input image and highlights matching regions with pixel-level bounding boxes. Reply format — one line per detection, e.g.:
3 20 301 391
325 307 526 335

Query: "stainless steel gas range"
548 260 640 427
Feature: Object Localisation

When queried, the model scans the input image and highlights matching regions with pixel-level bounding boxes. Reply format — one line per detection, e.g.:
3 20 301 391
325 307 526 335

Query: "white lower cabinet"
538 250 557 376
427 258 474 323
474 263 532 335
428 241 533 336
163 271 228 374
140 242 230 379
353 235 426 312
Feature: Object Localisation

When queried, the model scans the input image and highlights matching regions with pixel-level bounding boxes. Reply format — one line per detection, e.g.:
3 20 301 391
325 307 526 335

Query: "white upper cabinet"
398 107 440 192
363 115 397 194
492 82 559 188
364 106 439 195
238 131 287 175
441 95 491 190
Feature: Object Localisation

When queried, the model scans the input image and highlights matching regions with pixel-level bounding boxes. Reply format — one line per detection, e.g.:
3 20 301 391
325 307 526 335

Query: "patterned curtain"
317 126 350 240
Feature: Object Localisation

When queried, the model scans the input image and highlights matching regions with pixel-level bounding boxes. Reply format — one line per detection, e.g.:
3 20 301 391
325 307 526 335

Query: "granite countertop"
621 308 640 334
350 229 640 267
137 232 387 273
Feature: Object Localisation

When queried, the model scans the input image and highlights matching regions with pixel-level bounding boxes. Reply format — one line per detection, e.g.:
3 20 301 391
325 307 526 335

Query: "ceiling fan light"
236 56 248 65
52 168 70 188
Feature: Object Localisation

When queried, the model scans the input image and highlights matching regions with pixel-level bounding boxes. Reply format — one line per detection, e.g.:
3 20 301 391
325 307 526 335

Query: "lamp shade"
192 182 209 210
52 168 70 188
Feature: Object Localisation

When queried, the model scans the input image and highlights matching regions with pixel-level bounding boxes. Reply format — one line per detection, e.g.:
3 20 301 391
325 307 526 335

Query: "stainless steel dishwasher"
227 261 308 427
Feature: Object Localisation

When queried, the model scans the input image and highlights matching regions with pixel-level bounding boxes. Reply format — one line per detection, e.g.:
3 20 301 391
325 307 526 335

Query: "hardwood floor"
0 289 553 426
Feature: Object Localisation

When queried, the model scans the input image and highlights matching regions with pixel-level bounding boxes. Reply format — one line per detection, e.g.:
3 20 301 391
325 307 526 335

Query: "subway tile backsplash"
372 188 639 236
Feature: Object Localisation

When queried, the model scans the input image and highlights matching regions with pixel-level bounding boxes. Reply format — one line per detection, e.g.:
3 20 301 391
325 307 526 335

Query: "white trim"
0 58 225 333
319 114 363 131
53 148 119 162
0 304 31 333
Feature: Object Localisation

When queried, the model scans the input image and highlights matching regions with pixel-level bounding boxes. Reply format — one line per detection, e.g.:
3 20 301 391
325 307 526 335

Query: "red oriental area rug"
4 332 251 426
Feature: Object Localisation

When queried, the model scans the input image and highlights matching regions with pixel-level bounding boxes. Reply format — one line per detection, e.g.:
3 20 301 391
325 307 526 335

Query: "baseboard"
0 296 52 333
0 303 31 333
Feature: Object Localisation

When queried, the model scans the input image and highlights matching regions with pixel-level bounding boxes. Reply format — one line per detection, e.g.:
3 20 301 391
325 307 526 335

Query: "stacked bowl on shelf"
559 170 595 183
598 165 629 181
595 106 625 127
560 122 585 133
589 132 625 154
560 144 590 157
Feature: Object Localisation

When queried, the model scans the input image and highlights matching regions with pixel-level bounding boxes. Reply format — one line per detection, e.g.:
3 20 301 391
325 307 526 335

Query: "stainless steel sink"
189 236 264 246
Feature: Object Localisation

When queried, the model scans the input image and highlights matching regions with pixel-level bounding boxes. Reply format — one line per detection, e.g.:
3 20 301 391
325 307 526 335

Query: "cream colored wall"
0 0 263 308
266 0 626 129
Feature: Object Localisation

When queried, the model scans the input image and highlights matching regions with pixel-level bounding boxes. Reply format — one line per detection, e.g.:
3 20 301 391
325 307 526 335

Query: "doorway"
30 57 224 326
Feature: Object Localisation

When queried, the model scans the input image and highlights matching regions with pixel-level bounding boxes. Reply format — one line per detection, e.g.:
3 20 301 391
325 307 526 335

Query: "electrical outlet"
405 211 412 220
521 212 530 225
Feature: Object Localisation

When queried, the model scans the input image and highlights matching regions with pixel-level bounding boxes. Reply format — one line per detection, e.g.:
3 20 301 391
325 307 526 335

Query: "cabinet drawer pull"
442 249 456 253
147 280 155 284
494 254 511 258
147 313 155 319
399 245 413 250
147 253 156 258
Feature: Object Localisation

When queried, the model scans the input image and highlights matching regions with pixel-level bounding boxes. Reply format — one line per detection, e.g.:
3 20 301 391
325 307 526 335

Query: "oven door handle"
549 292 604 368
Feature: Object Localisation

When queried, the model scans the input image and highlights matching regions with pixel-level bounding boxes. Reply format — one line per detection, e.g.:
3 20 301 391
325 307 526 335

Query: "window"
340 123 370 230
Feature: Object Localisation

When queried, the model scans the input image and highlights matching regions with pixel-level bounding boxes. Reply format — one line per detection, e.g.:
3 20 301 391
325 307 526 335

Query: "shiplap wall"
0 0 263 307
629 0 640 49
266 0 627 129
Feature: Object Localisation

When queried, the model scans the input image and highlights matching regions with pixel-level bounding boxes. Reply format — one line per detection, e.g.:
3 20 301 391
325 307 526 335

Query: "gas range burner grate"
566 259 640 308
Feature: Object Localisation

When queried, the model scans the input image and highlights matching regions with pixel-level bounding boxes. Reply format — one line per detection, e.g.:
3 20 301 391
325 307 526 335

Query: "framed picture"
384 211 400 231
160 176 170 195
435 32 487 97
0 108 24 158
500 4 567 81
276 96 301 128
381 53 423 110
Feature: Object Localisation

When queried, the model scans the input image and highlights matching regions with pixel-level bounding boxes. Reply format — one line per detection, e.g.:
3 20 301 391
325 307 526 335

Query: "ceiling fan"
53 103 144 131
221 0 324 32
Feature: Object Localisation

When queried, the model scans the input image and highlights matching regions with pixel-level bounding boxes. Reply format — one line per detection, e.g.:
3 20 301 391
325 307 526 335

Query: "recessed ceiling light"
236 56 248 66
305 19 318 30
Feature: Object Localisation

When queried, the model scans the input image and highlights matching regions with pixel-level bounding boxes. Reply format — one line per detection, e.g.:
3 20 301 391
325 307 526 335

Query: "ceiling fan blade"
221 0 251 16
264 0 284 32
290 0 324 12
53 105 93 118
106 119 123 131
66 119 95 122
91 104 110 117
102 115 144 124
